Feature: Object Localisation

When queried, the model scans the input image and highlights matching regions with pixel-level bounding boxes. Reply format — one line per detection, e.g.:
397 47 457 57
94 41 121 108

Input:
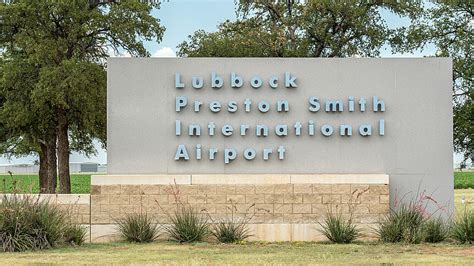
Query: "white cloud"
152 47 177 57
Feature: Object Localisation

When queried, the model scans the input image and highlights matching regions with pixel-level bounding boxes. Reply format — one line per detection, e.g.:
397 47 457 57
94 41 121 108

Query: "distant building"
0 162 107 174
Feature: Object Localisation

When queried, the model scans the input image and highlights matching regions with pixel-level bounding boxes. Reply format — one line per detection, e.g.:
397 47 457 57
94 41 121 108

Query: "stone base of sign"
90 174 389 242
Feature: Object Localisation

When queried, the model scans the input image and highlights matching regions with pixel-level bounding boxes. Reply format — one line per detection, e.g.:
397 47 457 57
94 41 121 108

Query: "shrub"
63 223 87 245
376 203 425 244
423 217 451 243
166 205 209 243
0 195 81 252
452 208 473 244
210 203 253 243
116 213 160 243
319 212 359 244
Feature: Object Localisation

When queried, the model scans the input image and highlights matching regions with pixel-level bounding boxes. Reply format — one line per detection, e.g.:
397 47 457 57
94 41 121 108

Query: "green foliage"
452 208 474 244
0 174 92 194
0 195 83 252
423 217 451 243
397 2 473 163
211 220 251 243
116 213 160 243
454 172 474 189
178 1 422 57
63 223 87 246
166 205 210 243
319 212 359 244
210 203 253 243
0 0 165 193
376 203 425 244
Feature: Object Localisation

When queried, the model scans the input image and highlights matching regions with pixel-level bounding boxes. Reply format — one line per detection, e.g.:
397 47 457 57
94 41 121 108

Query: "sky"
0 0 466 167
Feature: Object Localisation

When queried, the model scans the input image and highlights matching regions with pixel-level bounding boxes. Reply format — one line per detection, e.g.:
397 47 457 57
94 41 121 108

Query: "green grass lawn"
0 174 92 194
454 171 474 189
0 241 472 264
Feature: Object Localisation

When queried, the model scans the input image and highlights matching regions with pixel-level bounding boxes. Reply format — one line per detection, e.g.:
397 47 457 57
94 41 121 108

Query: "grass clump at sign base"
319 212 360 244
451 208 474 244
210 203 253 243
422 217 451 243
0 195 86 252
116 213 160 243
376 203 425 244
166 205 210 243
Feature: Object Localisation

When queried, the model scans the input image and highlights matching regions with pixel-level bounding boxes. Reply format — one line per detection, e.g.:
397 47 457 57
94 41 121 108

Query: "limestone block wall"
90 174 389 242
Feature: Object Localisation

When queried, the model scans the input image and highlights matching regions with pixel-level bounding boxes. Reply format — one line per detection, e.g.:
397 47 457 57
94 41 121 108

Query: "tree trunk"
38 143 48 193
46 137 58 193
57 108 71 194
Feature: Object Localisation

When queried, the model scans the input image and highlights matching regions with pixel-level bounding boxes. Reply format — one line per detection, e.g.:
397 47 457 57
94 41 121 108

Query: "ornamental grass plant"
116 213 160 243
0 195 86 252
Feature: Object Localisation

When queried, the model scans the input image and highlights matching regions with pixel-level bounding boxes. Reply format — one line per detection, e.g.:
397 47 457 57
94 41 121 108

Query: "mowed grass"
0 241 472 264
0 174 93 194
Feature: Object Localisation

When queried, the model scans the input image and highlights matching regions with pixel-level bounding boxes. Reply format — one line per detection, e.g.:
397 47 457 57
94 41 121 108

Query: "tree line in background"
0 0 472 193
178 0 473 166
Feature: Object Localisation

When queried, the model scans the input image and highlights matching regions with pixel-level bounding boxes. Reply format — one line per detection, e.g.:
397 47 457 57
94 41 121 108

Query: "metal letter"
258 100 270 113
285 72 297 88
244 148 256 160
277 146 286 160
359 98 366 112
294 122 302 136
188 124 201 136
224 149 237 164
222 125 233 136
194 100 202 112
340 125 352 136
192 77 203 89
228 101 237 113
269 76 278 88
256 125 269 137
244 98 252 112
175 120 181 136
209 148 218 160
321 125 334 136
308 120 315 136
175 73 185 88
379 119 385 136
209 101 221 113
240 124 250 136
175 96 187 112
211 72 223 88
277 100 289 112
359 125 372 136
231 72 243 88
251 76 263 88
174 145 189 160
325 100 344 112
309 97 320 112
275 124 288 137
263 149 272 160
348 96 355 112
208 122 216 136
373 96 385 112
196 144 202 160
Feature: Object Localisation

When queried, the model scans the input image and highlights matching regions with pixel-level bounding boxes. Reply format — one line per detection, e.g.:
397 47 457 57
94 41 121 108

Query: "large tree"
178 0 422 57
0 0 165 193
397 1 473 165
